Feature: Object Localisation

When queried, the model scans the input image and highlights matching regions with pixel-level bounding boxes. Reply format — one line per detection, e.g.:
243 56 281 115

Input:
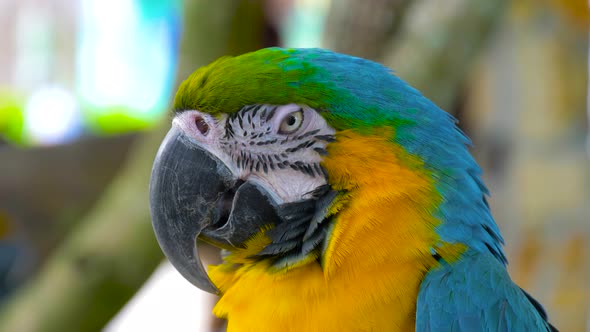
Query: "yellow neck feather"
208 129 460 331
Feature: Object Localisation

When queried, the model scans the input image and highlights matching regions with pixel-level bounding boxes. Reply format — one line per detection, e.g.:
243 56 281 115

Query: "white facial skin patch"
173 104 335 204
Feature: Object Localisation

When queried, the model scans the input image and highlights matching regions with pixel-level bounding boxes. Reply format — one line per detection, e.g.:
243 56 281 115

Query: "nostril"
194 115 210 136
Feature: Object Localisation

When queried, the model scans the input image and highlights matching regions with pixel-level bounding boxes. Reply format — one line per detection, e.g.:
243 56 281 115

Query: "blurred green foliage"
0 90 25 144
83 108 153 134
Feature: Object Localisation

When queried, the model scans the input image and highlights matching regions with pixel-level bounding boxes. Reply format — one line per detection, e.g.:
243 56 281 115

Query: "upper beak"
149 126 279 294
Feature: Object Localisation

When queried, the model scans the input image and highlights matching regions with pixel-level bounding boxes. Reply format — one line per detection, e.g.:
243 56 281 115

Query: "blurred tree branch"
383 0 507 108
323 0 412 60
0 1 269 331
325 0 507 109
0 134 137 262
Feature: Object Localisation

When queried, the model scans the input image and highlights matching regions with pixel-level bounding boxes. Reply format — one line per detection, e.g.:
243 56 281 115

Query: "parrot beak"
149 126 280 294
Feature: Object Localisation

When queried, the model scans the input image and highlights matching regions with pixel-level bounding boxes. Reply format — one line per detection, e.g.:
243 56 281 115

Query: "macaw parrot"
149 48 557 331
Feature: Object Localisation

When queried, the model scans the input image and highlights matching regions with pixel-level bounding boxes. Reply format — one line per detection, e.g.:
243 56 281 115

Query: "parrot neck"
207 130 466 331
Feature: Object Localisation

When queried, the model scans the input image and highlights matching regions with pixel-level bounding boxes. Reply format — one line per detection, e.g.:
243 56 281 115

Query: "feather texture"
417 250 553 331
175 48 504 263
174 48 554 331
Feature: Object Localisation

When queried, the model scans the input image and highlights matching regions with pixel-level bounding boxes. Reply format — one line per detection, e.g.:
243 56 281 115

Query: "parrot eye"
278 109 304 135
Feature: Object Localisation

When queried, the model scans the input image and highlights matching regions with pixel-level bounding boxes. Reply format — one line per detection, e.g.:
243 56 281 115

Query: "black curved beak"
149 126 279 294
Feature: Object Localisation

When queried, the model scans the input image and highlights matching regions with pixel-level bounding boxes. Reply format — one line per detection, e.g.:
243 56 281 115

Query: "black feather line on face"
251 188 337 269
265 106 278 122
219 104 332 178
250 104 262 117
295 129 321 140
237 113 244 129
314 134 336 142
217 104 338 269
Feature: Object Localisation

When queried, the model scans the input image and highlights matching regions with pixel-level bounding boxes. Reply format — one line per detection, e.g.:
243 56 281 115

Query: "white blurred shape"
78 0 174 115
14 3 53 90
104 261 216 332
24 85 80 145
282 0 331 48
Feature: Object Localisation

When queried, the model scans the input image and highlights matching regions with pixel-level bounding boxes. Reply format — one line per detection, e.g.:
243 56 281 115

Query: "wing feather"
416 250 555 331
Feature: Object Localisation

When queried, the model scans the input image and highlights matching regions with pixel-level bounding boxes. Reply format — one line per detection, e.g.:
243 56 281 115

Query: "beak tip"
183 272 220 295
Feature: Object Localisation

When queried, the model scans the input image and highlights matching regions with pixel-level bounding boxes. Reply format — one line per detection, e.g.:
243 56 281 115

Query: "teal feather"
417 250 553 331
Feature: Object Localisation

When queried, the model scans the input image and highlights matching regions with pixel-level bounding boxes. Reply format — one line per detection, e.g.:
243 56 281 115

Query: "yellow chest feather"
208 130 461 331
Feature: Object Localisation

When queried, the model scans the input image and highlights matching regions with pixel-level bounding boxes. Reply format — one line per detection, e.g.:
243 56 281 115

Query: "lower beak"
149 127 279 294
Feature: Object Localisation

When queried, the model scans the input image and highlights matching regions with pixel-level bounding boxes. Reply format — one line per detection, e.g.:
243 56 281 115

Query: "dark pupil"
286 115 296 126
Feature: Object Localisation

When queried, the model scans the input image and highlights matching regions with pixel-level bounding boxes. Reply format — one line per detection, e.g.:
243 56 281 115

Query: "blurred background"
0 0 588 331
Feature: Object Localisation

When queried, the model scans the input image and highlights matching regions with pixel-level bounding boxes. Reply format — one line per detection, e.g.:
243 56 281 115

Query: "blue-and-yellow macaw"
149 48 557 331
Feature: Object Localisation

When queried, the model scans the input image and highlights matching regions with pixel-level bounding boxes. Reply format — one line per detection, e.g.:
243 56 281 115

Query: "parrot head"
149 47 504 295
